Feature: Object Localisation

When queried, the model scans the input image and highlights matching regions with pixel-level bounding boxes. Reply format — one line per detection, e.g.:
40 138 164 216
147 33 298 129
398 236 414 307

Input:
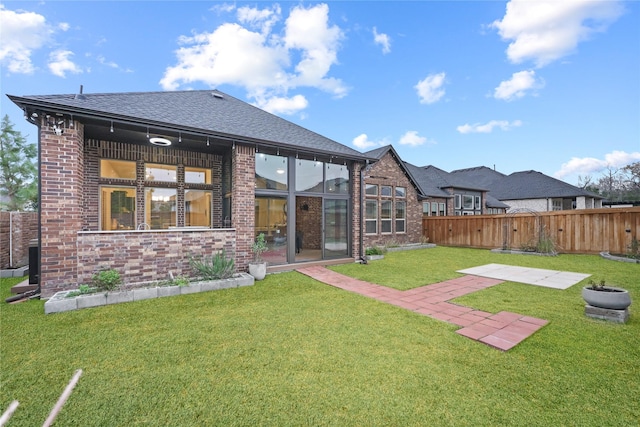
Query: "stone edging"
0 266 29 278
599 251 640 264
44 273 254 314
385 243 436 252
490 248 557 257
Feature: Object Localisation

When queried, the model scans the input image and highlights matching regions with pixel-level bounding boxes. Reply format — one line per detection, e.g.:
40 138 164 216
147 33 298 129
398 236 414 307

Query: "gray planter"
582 286 632 310
44 273 254 314
365 254 385 261
248 262 267 281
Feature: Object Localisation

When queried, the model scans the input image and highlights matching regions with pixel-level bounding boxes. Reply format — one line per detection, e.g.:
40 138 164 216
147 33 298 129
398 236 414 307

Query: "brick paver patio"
297 266 548 351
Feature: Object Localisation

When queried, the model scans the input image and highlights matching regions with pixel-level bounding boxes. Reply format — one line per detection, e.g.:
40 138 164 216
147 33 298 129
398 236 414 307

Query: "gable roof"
488 170 604 200
364 145 424 196
449 166 506 188
8 89 370 160
402 163 451 198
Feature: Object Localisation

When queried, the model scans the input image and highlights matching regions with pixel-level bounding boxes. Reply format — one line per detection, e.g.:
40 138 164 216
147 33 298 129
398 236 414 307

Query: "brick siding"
363 152 423 248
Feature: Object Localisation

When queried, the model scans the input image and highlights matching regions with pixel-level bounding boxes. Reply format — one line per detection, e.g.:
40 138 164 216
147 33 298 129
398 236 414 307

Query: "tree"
0 115 37 211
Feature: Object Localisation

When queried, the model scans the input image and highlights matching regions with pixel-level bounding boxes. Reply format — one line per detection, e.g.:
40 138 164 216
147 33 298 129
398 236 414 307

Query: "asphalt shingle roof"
488 170 603 200
8 90 369 159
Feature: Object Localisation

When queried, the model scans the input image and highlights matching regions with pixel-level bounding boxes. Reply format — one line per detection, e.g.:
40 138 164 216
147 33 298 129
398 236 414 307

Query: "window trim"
380 200 392 234
395 200 406 234
365 200 378 234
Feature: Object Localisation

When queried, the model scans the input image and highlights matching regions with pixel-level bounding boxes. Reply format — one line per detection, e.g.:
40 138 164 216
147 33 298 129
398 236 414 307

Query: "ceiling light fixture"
149 137 171 146
207 136 210 147
110 121 114 133
146 127 150 138
178 132 182 143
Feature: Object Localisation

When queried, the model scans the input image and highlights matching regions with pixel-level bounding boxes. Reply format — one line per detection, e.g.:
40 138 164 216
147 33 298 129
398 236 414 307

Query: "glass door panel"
324 199 348 258
255 197 287 265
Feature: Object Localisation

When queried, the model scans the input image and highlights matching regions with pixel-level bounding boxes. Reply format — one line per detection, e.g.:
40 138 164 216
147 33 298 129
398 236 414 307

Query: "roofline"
8 93 374 162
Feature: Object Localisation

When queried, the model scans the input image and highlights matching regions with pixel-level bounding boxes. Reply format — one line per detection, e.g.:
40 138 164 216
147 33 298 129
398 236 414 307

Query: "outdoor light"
178 132 182 143
207 136 210 146
149 137 171 146
110 121 114 133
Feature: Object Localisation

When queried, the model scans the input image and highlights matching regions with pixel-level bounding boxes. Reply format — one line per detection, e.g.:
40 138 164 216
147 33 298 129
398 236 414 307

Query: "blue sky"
1 1 639 185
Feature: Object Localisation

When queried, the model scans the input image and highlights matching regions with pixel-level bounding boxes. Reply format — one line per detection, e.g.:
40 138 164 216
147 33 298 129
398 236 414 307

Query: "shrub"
91 269 122 292
365 246 386 256
252 233 268 263
190 249 235 280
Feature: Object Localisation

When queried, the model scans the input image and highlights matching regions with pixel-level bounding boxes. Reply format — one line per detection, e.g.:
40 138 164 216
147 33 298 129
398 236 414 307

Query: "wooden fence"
422 207 640 255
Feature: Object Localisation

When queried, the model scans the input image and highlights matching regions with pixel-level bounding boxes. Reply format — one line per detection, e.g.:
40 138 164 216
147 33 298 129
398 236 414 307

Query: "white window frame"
365 200 378 234
454 194 461 210
395 201 406 233
380 200 392 233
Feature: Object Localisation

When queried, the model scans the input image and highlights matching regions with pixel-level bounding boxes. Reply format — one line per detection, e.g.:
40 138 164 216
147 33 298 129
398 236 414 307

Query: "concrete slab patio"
457 264 590 290
297 266 549 351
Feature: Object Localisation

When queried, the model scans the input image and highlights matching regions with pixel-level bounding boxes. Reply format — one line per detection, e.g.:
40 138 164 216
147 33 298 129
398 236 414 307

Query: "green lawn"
1 247 639 426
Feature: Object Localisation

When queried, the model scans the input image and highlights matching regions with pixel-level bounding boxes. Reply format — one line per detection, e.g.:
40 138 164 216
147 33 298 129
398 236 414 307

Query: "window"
100 159 135 180
145 188 177 229
365 200 377 234
381 186 392 197
431 202 438 216
423 202 430 216
395 186 406 198
295 158 323 192
463 195 474 210
100 187 135 230
381 200 392 233
185 190 212 227
257 153 288 190
454 194 461 210
185 167 212 184
365 184 378 196
439 203 446 216
395 201 406 233
475 196 481 210
145 164 177 182
325 163 349 194
552 199 562 211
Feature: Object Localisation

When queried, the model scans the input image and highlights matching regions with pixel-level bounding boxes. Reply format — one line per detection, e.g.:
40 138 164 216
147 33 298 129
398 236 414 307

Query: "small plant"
173 275 191 287
91 269 122 292
420 235 430 245
65 284 94 298
535 232 557 255
587 279 607 291
365 246 386 256
190 249 235 280
627 237 640 260
252 233 268 263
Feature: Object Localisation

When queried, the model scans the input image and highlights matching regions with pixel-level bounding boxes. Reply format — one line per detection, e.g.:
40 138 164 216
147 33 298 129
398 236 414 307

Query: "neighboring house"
403 163 508 216
8 89 373 297
450 167 604 211
362 145 423 247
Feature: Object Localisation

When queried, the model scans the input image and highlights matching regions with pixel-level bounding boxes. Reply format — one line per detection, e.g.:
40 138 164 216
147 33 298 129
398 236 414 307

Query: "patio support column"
231 145 255 272
39 117 84 297
352 162 362 260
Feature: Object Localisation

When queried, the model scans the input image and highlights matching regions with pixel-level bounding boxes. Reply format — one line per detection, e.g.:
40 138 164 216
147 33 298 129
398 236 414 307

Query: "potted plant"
248 233 268 280
582 279 632 310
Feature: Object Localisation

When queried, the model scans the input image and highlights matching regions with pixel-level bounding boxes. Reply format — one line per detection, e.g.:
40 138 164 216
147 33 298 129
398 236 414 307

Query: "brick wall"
77 229 236 285
351 162 362 259
363 152 423 248
39 117 84 296
232 145 255 269
0 211 38 269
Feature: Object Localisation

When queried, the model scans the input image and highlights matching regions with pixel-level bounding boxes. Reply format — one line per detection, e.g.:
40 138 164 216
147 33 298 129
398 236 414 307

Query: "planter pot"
248 262 267 281
365 254 384 261
582 286 632 310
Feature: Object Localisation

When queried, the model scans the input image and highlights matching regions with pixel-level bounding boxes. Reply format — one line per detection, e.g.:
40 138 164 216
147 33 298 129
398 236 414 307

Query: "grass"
1 247 639 426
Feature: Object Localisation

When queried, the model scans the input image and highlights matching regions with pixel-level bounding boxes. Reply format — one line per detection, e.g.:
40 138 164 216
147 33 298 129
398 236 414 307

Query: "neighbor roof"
488 170 604 200
8 90 370 160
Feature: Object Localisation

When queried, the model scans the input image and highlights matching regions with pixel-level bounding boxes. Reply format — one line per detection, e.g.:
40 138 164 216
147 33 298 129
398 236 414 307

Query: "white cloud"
161 3 346 115
415 72 446 104
237 4 281 35
48 50 82 77
0 6 51 74
373 27 391 54
491 0 624 67
352 133 385 149
398 130 428 146
457 119 522 134
494 70 544 101
253 94 308 115
554 150 640 178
